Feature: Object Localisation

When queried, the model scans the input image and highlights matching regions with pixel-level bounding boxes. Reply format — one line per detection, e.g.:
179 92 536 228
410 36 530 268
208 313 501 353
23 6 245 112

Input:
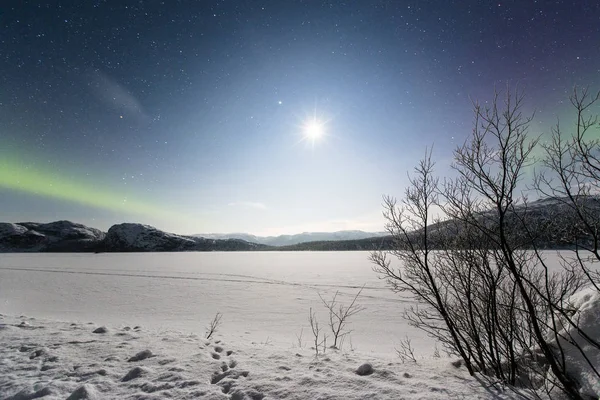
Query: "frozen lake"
0 251 572 356
0 252 421 356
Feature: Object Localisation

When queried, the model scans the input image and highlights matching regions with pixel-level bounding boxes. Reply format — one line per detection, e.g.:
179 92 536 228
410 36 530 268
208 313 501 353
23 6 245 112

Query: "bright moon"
304 119 324 140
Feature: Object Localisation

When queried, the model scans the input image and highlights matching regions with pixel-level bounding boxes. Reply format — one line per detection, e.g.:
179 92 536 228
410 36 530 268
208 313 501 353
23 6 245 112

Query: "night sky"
1 1 599 235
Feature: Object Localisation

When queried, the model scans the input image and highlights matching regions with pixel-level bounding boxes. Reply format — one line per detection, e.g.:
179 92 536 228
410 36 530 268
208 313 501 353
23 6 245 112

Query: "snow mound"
4 386 53 400
555 286 600 398
66 384 98 400
92 326 108 334
128 349 154 362
122 365 152 381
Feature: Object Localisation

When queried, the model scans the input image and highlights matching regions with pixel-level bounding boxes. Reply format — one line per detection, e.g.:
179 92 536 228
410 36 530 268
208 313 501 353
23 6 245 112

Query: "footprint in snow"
207 344 260 397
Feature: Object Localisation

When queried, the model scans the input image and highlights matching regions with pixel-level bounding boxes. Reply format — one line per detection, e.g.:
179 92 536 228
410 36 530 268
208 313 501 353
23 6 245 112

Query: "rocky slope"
102 223 199 252
0 221 105 252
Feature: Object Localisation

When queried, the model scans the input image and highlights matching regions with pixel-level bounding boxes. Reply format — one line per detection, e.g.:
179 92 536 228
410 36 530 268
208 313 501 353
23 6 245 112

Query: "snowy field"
0 251 584 399
0 314 520 399
0 252 429 357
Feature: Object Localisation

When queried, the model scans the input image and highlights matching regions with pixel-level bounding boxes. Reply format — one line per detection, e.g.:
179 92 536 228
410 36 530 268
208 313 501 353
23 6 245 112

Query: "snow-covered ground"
1 251 591 399
0 314 520 399
0 252 429 356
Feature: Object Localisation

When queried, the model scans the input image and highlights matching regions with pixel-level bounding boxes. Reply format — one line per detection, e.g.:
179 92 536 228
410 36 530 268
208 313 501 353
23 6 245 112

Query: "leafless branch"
205 312 223 340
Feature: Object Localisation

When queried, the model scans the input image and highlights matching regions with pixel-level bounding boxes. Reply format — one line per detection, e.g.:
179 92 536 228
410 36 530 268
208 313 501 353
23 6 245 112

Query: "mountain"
194 230 388 247
1 196 597 252
0 222 389 253
0 221 105 252
101 223 198 252
101 223 267 252
0 221 267 253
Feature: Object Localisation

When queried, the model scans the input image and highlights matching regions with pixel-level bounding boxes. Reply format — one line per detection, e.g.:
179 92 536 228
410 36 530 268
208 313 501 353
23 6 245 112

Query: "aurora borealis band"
0 154 173 220
1 1 599 235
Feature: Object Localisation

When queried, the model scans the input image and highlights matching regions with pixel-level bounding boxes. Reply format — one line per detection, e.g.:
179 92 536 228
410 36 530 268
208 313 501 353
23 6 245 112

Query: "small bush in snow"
395 336 417 364
205 312 223 340
317 286 365 350
308 307 327 357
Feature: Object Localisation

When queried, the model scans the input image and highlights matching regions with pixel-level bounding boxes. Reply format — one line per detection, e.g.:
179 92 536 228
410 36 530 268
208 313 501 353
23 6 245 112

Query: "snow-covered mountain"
194 230 388 247
2 195 598 252
101 223 266 252
0 221 265 253
103 223 199 252
0 222 387 252
0 221 105 252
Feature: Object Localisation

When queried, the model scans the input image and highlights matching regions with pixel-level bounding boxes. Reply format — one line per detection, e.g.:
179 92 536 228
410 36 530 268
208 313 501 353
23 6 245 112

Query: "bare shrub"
318 286 365 349
296 327 304 349
205 312 223 340
433 343 440 359
372 87 589 399
349 336 356 352
308 308 326 357
396 336 417 363
535 87 600 290
533 86 600 390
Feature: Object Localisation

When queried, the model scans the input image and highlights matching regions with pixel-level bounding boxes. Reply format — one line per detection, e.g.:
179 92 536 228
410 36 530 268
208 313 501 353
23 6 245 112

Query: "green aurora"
0 156 173 219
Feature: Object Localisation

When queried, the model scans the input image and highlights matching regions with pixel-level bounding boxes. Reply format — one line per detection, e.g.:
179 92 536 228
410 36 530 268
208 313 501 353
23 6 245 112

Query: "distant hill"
274 235 394 251
193 230 388 246
0 221 267 253
0 222 389 253
1 196 598 252
266 196 600 251
0 221 105 252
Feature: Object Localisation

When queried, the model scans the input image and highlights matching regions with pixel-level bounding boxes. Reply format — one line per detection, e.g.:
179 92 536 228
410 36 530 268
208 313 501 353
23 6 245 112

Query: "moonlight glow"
303 119 325 141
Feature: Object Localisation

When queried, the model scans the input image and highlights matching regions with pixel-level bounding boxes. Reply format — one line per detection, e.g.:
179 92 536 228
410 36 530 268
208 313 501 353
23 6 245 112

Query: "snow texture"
552 286 600 398
0 252 430 356
0 315 521 399
1 252 597 398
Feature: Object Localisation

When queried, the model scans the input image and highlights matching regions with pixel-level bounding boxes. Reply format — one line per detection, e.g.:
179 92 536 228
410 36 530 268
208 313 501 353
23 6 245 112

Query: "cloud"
227 201 267 210
87 69 150 124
